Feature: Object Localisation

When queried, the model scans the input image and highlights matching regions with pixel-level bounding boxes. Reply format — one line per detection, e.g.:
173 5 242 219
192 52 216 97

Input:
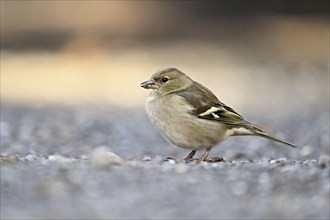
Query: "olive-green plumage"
141 68 296 162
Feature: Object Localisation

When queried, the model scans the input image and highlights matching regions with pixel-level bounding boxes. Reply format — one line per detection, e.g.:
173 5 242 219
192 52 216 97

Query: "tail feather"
231 123 297 148
253 130 297 148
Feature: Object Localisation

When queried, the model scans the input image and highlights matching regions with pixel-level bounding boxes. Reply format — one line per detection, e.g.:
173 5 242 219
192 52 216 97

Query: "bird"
141 67 297 162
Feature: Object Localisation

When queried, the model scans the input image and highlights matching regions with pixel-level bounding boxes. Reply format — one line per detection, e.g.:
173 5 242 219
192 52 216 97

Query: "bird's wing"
176 83 246 125
175 83 297 148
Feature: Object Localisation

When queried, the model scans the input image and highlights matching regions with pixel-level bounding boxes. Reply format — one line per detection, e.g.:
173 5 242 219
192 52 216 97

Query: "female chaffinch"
141 68 296 162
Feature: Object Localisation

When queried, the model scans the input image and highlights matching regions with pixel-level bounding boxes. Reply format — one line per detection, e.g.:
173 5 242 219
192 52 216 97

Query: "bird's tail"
253 129 297 148
232 123 297 148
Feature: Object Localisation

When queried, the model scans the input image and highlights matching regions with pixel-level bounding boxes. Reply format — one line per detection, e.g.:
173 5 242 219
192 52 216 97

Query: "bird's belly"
146 98 227 150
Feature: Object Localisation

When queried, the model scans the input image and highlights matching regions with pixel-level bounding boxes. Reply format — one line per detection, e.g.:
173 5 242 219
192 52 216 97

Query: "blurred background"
1 1 328 113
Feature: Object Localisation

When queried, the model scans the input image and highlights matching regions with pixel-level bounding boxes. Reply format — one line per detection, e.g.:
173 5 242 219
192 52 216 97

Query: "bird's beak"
140 79 159 90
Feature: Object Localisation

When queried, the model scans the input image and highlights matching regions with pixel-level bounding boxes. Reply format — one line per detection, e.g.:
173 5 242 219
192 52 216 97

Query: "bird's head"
141 68 193 95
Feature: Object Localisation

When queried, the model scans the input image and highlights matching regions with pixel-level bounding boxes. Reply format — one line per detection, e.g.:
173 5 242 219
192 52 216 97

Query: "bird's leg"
184 150 196 162
198 148 211 163
198 149 224 163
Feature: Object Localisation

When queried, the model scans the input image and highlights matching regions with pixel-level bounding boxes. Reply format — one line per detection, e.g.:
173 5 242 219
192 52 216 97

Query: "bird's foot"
204 157 224 163
184 158 199 163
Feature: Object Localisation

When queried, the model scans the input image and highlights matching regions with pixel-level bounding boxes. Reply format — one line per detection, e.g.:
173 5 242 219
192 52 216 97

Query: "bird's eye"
160 77 169 83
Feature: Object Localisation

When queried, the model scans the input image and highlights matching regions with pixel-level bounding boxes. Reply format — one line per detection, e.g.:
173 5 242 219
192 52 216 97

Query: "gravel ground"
1 103 329 219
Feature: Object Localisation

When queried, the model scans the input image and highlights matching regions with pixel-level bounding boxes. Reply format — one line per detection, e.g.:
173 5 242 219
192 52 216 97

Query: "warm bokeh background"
1 1 329 115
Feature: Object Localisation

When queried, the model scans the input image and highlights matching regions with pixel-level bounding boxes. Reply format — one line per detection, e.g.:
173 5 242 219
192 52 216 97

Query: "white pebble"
24 154 38 161
90 146 123 168
270 157 288 164
142 155 152 161
48 154 74 163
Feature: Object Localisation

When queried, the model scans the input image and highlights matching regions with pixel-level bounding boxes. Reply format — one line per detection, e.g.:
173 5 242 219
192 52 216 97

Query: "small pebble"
163 157 176 164
270 157 288 165
90 146 123 168
318 154 330 168
80 154 89 161
142 155 152 161
48 154 75 163
303 159 318 166
24 154 38 161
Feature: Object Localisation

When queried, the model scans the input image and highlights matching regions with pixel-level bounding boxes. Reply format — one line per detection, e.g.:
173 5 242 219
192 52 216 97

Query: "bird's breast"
144 94 228 149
